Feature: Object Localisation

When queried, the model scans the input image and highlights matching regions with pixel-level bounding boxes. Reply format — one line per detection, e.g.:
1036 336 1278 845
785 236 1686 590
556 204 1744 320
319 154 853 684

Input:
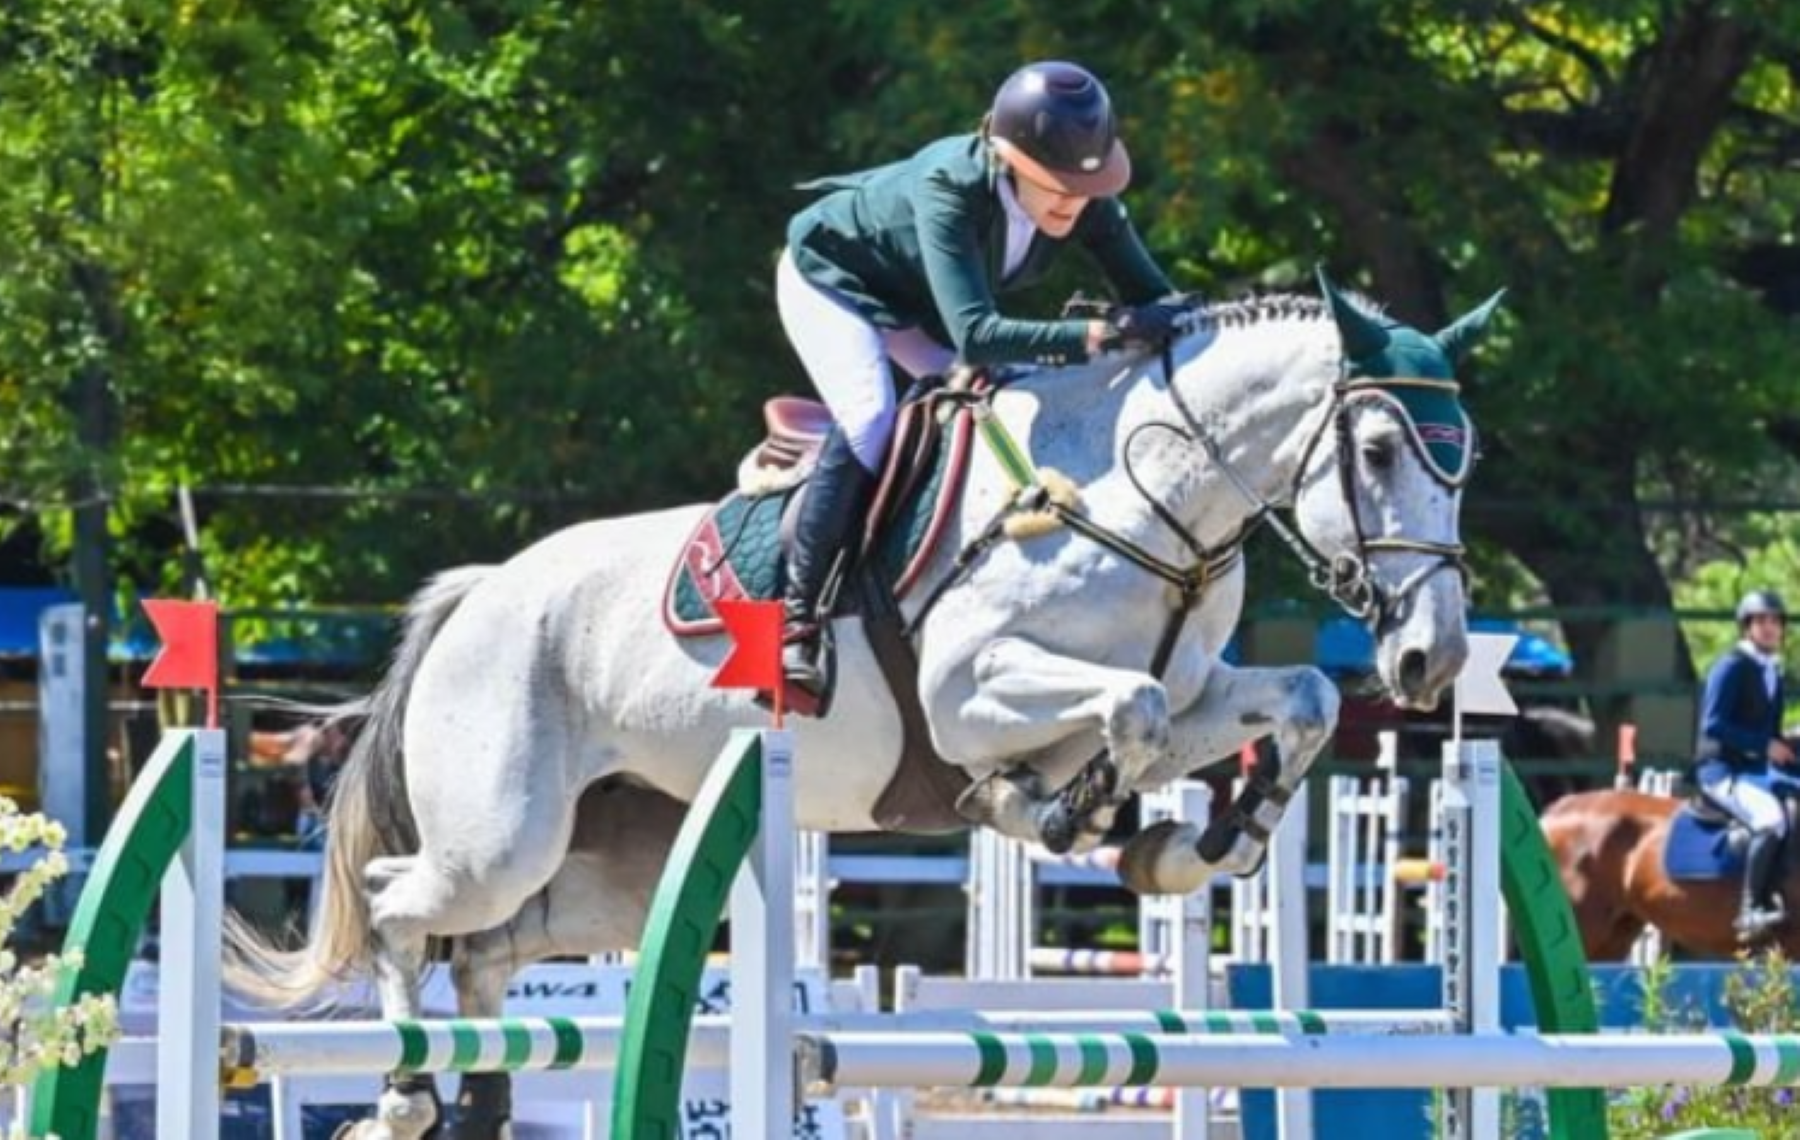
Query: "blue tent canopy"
0 587 384 667
0 587 77 657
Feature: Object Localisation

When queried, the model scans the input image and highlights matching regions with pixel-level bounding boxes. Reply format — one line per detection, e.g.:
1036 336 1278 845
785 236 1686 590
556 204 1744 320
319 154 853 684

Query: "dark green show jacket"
787 134 1175 368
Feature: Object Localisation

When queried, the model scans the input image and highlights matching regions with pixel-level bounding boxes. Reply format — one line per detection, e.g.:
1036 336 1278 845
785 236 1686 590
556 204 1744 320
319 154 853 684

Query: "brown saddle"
740 383 971 574
731 380 986 831
750 395 837 473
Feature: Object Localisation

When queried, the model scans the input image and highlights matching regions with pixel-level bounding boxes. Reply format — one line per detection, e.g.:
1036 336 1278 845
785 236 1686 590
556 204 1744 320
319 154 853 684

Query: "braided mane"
1197 291 1387 330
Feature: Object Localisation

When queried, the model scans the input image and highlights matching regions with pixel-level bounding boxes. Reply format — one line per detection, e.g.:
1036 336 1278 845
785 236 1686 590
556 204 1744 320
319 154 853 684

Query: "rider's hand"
1769 737 1796 766
1100 300 1188 352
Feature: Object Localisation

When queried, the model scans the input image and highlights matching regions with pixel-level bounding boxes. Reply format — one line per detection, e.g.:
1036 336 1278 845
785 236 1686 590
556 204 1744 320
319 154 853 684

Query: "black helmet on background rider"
1735 589 1787 627
985 61 1132 199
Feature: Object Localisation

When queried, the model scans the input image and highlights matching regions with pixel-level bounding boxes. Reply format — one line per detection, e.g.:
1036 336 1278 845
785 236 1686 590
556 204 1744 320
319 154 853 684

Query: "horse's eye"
1361 440 1396 471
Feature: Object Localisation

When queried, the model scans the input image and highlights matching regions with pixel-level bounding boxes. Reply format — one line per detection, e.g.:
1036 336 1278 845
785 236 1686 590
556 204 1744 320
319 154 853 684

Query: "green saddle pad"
663 412 972 636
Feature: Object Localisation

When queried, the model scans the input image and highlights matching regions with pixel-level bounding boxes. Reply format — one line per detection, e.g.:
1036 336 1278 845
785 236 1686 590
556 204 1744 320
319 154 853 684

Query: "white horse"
228 273 1499 1139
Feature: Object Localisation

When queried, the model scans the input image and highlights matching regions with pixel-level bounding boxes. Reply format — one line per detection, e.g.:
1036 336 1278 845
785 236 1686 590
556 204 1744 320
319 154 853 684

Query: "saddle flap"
1663 801 1744 882
666 395 978 637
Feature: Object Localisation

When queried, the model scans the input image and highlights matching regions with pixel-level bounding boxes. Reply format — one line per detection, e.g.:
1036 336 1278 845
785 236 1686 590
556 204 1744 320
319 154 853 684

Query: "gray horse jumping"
227 272 1499 1138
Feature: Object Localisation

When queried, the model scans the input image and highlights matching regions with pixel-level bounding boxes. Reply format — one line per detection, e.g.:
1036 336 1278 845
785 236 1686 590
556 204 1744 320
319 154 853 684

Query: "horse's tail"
223 565 493 1009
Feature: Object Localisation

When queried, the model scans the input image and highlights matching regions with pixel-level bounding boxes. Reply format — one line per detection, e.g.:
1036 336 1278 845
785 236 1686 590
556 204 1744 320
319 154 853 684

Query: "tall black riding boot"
1736 829 1787 941
781 428 876 708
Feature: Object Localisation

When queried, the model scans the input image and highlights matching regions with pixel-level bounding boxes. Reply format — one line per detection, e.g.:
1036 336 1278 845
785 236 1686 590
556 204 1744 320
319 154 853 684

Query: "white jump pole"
801 1030 1800 1091
220 1006 1461 1082
159 727 228 1140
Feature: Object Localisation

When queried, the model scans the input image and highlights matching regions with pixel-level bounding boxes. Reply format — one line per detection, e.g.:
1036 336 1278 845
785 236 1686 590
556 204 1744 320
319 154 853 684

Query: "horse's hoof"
351 1081 443 1140
1735 909 1787 944
1117 820 1209 895
954 770 1043 840
1036 803 1079 856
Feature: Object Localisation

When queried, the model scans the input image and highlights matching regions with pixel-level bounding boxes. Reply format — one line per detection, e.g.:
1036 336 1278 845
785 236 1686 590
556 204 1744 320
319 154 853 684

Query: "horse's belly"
424 506 924 834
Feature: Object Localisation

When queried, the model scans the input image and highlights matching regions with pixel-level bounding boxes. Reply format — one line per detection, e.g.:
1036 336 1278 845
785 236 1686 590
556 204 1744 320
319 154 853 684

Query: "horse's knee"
1278 670 1339 753
1108 678 1170 756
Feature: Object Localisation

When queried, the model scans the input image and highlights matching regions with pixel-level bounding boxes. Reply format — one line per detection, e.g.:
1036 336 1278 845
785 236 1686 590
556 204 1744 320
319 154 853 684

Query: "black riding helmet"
1737 589 1788 627
986 61 1132 198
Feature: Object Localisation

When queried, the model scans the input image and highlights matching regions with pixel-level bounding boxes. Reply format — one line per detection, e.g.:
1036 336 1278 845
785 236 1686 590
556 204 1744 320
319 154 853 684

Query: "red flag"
711 599 785 721
142 599 221 727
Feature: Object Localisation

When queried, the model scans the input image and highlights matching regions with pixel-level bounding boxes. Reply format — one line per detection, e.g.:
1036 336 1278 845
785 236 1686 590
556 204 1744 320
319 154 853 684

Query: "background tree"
4 1 1799 742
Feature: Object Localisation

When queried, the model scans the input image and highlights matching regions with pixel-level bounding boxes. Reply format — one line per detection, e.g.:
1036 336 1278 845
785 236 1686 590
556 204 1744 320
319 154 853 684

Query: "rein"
903 326 1469 661
899 377 1239 680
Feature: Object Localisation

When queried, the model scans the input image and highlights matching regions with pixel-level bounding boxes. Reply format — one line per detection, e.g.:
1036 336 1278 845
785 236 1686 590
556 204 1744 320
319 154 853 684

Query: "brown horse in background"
1541 789 1800 960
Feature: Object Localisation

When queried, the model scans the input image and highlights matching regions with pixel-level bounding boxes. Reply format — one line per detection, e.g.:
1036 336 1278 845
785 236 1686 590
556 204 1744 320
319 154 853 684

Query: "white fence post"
158 727 227 1140
731 728 795 1137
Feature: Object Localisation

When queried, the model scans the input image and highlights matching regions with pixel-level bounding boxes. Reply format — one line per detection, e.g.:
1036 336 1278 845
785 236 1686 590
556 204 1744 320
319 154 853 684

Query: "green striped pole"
219 1005 1460 1084
223 1018 641 1083
802 1030 1800 1091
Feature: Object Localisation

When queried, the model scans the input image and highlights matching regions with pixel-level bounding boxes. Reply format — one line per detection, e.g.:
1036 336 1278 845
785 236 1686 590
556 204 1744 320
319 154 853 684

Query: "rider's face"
1745 612 1786 654
1009 171 1091 238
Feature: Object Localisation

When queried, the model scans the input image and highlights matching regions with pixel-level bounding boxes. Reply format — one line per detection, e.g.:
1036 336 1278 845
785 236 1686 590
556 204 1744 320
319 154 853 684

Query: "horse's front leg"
941 636 1170 851
1117 663 1339 895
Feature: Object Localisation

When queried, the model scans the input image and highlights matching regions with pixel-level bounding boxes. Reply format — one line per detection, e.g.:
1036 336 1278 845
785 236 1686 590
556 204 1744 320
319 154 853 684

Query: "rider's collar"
996 170 1031 225
1739 640 1784 671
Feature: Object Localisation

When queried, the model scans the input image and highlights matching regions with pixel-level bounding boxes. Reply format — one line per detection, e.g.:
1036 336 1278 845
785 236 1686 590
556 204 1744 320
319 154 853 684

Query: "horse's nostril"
1398 648 1429 694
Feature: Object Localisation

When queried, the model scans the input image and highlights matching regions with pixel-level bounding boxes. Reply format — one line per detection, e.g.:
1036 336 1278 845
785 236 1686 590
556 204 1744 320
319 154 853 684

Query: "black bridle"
903 335 1472 658
901 333 1476 852
1152 341 1470 631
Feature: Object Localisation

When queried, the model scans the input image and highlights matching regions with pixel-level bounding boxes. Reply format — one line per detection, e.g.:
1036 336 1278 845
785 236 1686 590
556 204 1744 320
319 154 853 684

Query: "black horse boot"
781 427 876 712
1736 828 1786 941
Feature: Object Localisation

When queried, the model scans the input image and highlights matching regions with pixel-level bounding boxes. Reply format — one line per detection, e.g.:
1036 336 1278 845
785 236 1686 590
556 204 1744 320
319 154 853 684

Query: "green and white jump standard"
613 722 1800 1140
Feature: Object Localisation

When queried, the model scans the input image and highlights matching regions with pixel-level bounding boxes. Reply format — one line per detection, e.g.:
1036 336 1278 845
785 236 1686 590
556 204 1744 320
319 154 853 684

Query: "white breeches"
1697 759 1800 836
776 250 956 473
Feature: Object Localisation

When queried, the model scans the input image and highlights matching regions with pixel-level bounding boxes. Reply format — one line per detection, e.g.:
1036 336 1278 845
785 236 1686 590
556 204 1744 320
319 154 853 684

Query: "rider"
1695 588 1797 940
775 60 1189 704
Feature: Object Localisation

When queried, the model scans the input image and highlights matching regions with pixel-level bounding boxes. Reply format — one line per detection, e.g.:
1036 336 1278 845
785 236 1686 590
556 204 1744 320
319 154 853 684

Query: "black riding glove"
1101 300 1189 352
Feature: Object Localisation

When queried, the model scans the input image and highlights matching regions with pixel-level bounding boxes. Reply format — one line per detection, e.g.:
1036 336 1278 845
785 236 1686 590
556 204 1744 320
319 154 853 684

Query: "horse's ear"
1434 289 1506 363
1315 265 1389 361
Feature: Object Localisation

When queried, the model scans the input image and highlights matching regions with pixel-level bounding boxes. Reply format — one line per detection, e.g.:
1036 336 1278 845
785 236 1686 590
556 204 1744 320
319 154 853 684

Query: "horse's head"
1290 270 1503 710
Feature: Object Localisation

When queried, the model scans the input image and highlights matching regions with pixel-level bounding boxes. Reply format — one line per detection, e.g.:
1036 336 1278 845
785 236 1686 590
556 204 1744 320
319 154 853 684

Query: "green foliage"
1674 522 1800 681
1610 952 1800 1137
0 0 849 604
0 797 118 1093
3 0 1799 633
